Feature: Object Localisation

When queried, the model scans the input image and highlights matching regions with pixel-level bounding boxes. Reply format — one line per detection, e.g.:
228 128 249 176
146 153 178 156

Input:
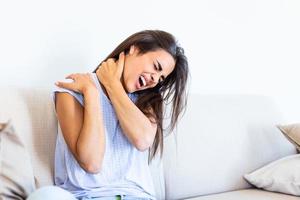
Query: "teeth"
140 75 146 87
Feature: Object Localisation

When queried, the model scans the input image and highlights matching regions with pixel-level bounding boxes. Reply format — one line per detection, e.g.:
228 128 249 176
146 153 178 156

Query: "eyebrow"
156 59 165 81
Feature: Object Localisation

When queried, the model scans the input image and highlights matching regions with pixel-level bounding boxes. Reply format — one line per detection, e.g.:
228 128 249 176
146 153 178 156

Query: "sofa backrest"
162 94 296 200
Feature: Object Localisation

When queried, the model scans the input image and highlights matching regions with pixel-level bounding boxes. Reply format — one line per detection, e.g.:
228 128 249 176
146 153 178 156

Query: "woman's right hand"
55 73 97 95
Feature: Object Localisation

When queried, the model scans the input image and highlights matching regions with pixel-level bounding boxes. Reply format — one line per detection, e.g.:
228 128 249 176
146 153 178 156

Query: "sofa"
0 87 299 200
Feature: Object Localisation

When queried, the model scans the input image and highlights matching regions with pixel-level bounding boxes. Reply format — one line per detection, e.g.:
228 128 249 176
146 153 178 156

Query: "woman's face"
122 45 175 93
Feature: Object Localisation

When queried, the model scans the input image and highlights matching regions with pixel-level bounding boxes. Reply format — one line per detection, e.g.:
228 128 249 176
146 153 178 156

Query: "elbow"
134 137 153 152
81 161 102 174
134 127 156 152
76 143 105 174
77 150 103 174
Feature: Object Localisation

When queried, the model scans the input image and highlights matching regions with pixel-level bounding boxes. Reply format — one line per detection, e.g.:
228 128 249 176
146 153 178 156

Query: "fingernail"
55 82 59 85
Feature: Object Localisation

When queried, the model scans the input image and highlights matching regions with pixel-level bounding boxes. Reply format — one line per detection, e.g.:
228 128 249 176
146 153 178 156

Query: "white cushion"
0 120 36 198
244 154 300 196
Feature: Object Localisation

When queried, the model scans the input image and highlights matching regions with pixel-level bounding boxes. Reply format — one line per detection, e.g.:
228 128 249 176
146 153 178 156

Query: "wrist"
106 81 123 95
83 85 98 96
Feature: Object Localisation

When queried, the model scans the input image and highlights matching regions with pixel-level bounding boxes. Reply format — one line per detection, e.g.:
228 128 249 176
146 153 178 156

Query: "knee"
27 186 76 200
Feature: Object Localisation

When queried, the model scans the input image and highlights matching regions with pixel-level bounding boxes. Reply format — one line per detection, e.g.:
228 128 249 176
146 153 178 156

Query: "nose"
150 73 160 85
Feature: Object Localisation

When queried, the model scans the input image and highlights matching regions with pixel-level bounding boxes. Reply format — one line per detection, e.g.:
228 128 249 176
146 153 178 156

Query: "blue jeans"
27 186 151 200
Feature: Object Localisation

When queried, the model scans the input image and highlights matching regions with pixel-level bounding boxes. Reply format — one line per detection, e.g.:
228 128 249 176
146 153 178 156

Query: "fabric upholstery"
0 87 58 188
244 154 300 196
278 123 300 152
187 189 300 200
162 95 296 199
0 120 35 199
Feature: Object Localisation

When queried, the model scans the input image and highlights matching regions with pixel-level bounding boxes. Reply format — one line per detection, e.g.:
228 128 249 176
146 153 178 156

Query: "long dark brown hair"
93 30 189 162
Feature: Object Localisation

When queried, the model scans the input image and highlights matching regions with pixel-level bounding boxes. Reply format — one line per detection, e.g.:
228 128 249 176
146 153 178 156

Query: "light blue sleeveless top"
52 73 156 200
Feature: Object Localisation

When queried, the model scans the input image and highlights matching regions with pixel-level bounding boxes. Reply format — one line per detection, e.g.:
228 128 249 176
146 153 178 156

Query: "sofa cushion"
278 123 300 152
0 120 36 199
186 189 300 200
163 95 297 200
244 154 300 196
0 87 57 188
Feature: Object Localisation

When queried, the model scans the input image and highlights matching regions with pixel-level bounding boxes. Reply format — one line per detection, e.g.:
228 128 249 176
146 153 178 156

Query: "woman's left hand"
96 52 125 90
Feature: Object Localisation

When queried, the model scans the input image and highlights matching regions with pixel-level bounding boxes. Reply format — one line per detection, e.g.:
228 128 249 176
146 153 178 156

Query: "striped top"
52 73 156 200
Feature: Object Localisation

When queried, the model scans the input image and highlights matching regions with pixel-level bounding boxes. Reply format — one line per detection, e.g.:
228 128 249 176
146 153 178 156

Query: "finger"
55 76 75 87
65 74 75 79
100 61 108 68
101 61 107 66
107 58 116 64
96 65 103 75
55 81 74 90
117 52 125 69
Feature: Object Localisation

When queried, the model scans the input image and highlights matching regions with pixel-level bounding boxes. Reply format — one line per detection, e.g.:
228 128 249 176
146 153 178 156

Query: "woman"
28 30 189 200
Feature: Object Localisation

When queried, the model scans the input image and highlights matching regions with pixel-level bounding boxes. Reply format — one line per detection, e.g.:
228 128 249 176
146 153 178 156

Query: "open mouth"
139 75 146 88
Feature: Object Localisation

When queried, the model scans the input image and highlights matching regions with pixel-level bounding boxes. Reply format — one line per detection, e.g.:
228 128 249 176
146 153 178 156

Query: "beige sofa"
0 87 299 200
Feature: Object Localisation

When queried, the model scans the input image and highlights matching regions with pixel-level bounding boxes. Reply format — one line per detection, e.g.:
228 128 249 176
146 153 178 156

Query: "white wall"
0 0 300 122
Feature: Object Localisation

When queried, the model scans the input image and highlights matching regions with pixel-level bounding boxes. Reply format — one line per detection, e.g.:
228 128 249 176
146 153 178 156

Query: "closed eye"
154 60 165 83
154 62 159 71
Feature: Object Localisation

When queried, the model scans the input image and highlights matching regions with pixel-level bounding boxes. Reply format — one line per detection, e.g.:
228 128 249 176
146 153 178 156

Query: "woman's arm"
96 53 156 151
55 74 105 173
106 81 157 151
